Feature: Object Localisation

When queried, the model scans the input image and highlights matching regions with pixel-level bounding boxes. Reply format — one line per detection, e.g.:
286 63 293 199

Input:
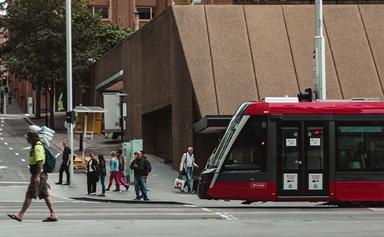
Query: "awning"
95 70 124 90
193 116 231 134
73 106 106 113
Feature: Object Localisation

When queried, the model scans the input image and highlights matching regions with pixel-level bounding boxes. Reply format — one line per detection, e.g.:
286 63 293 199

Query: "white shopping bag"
174 177 185 189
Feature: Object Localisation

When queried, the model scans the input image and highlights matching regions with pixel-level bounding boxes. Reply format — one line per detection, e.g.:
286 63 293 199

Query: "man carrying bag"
179 147 199 193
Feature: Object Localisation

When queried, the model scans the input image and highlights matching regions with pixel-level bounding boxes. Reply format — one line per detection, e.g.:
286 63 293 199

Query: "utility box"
122 139 143 182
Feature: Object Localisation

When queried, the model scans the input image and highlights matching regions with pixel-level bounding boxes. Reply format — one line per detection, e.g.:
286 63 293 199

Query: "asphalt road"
0 201 383 237
0 115 383 237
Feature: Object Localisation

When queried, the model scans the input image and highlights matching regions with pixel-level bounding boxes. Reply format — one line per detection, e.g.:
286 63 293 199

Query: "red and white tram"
197 100 384 205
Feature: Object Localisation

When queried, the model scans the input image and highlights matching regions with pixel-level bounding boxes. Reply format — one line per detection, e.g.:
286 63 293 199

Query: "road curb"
70 197 187 205
23 116 33 125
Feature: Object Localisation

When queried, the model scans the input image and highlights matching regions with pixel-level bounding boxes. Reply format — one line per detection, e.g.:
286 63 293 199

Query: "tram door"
277 122 329 197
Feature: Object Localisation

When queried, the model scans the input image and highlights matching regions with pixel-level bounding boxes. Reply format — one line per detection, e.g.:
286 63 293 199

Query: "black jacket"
87 159 98 173
97 160 107 177
130 158 146 177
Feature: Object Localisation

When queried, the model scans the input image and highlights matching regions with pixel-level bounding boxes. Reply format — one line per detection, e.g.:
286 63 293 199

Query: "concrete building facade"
89 5 384 169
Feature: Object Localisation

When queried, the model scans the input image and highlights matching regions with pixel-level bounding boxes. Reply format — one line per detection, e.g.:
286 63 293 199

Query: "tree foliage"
0 0 131 86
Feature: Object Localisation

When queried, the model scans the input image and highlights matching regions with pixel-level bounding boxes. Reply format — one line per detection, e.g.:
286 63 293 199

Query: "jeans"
186 167 193 192
116 171 129 190
107 171 119 190
134 176 148 200
100 175 106 194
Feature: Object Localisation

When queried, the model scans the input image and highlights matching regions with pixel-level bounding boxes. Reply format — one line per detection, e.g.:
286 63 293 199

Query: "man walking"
130 151 149 201
55 141 71 185
7 131 57 222
179 147 199 193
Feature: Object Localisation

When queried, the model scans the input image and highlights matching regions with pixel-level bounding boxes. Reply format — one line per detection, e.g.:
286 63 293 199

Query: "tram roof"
244 102 384 115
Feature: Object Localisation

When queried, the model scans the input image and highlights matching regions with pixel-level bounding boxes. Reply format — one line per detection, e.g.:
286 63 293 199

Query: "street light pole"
66 0 74 184
315 0 326 100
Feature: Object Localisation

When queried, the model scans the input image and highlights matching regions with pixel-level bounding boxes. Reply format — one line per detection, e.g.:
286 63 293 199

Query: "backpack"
43 146 56 173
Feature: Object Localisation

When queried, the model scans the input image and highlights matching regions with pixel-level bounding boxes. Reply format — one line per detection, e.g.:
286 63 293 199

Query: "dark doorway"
142 106 172 162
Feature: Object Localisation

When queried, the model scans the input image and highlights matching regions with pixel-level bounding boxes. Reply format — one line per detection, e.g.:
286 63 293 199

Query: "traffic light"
1 75 7 86
297 88 313 102
65 110 76 124
47 84 52 93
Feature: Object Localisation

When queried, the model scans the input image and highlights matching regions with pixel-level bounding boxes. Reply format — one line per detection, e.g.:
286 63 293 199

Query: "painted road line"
0 137 3 140
21 159 26 162
183 204 198 208
4 142 8 145
14 153 19 156
0 166 9 169
214 211 238 221
9 147 13 150
369 208 384 211
200 207 237 220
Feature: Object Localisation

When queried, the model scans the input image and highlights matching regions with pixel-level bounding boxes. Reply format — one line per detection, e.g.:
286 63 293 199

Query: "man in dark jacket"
86 153 99 195
55 141 71 185
130 151 149 201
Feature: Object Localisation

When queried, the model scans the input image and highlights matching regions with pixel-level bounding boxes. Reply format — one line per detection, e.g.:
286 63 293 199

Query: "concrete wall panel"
124 33 144 140
324 5 383 99
206 5 258 115
93 45 123 89
172 6 218 117
170 15 195 168
359 5 384 99
245 6 298 99
283 5 342 99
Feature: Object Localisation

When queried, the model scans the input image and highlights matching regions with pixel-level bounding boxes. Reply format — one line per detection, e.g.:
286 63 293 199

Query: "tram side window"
223 117 267 171
336 122 384 171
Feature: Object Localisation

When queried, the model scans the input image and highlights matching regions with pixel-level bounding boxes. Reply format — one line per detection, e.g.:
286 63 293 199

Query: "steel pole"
66 0 74 184
315 0 326 100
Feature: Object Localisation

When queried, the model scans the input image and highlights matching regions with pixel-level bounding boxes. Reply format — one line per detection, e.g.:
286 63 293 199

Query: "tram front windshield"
207 103 250 168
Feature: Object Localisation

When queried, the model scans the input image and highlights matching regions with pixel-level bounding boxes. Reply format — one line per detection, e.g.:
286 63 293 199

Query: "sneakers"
97 193 105 197
55 182 62 185
113 189 121 192
125 186 129 191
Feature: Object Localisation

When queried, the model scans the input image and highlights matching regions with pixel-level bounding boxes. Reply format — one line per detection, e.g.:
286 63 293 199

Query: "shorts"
26 173 50 199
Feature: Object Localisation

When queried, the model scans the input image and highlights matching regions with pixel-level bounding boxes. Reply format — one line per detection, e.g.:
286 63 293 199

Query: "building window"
90 6 109 19
137 7 154 22
336 121 384 171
